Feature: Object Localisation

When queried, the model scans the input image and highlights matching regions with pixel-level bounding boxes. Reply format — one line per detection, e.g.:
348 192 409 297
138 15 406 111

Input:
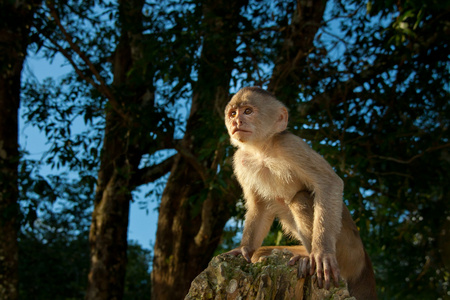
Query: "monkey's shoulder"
276 130 308 146
277 131 331 161
272 131 315 159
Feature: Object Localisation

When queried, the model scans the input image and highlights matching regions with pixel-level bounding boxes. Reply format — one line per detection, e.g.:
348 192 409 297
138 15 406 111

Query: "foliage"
19 231 152 300
18 167 93 299
124 241 152 300
19 228 89 300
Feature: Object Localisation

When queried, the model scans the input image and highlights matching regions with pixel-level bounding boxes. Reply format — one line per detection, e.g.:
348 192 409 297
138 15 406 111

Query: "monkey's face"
225 104 259 144
225 94 288 147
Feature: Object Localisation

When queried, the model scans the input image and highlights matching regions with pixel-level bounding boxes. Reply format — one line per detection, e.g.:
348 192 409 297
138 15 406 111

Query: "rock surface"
185 249 355 300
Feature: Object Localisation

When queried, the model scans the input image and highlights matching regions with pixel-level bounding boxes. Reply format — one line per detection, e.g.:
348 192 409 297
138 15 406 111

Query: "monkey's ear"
275 107 288 132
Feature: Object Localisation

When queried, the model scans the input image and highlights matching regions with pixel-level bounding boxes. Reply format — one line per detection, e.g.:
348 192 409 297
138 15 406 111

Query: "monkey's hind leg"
346 250 377 300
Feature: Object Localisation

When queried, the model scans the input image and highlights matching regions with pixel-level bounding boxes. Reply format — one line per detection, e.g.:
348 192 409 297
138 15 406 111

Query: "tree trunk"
0 2 39 299
85 0 154 299
268 0 327 101
85 120 134 299
151 0 246 299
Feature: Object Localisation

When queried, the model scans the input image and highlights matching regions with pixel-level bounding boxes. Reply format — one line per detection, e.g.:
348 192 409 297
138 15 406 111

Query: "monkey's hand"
224 246 254 263
289 252 340 289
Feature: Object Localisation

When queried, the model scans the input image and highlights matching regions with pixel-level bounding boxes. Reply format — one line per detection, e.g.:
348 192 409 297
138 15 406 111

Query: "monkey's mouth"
232 128 251 135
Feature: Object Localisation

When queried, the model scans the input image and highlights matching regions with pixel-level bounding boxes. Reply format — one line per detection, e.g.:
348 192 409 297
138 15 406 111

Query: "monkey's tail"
347 249 377 300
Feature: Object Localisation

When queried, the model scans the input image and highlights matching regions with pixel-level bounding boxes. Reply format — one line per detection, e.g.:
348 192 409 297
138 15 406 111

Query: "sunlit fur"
224 87 377 299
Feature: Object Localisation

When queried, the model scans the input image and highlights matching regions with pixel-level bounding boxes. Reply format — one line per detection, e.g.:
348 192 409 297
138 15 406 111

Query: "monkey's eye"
244 108 253 115
230 110 237 118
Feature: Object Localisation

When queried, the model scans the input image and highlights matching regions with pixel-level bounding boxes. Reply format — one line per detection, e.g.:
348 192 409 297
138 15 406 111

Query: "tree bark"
151 0 246 299
85 122 135 300
0 2 40 299
268 0 327 101
85 0 156 299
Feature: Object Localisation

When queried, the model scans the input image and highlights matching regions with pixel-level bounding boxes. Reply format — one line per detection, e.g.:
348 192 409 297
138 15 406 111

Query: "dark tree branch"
370 143 450 165
45 38 102 91
132 155 176 187
174 143 208 183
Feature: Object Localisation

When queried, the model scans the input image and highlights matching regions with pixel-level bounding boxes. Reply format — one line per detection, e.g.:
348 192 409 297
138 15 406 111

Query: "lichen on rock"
185 248 355 300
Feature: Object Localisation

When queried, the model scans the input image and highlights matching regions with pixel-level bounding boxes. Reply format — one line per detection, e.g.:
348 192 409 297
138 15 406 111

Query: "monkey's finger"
323 261 331 290
316 261 324 289
331 265 340 287
241 249 252 263
226 249 239 256
288 255 301 266
332 275 340 288
297 264 302 279
298 258 309 278
316 275 323 289
304 259 310 277
309 256 316 276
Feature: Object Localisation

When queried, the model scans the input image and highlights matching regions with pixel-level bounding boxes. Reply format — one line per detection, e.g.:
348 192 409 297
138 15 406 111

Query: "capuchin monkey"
223 87 377 299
